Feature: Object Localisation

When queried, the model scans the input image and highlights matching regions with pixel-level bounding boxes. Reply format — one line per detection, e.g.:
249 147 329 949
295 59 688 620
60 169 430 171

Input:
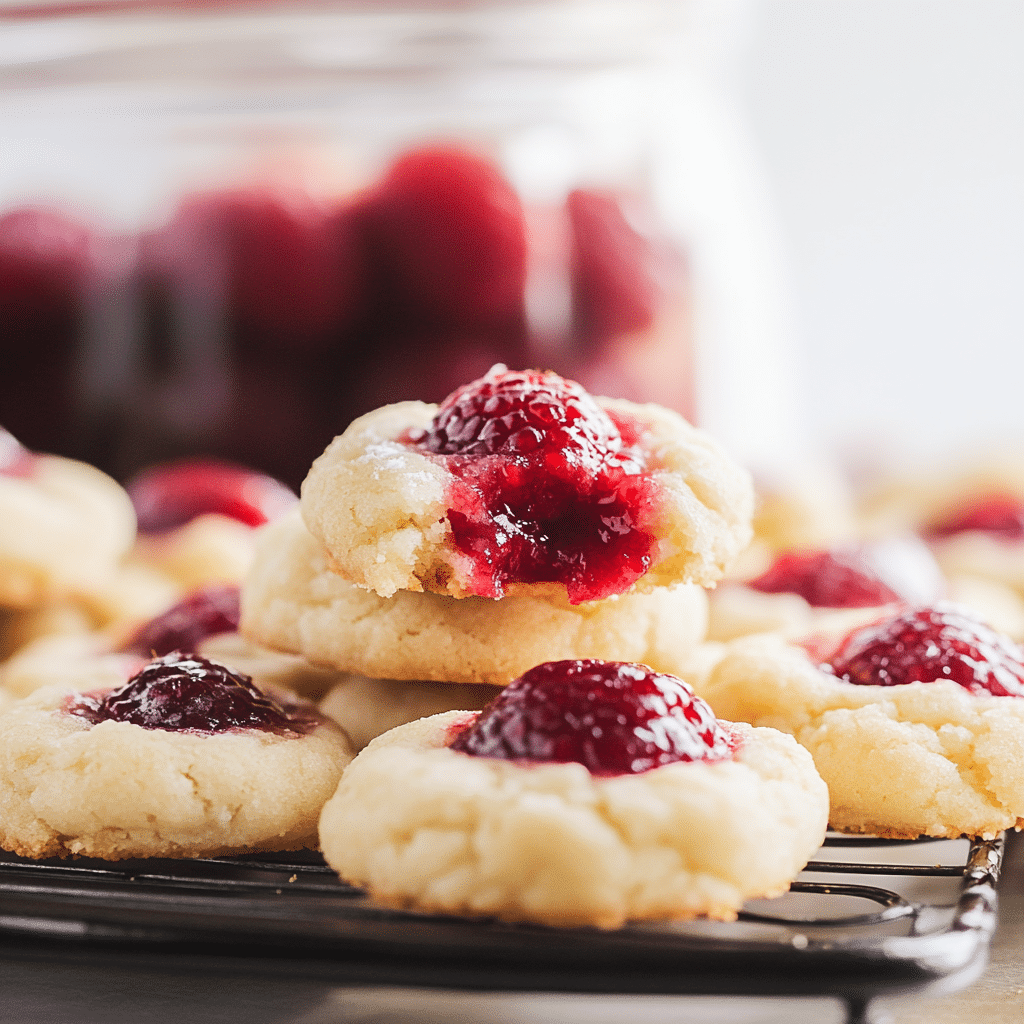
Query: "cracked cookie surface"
698 634 1024 838
0 681 352 859
300 390 753 603
318 710 827 928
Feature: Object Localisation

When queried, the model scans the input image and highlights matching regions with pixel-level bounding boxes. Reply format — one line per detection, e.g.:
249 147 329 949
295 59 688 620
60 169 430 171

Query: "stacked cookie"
241 367 831 927
241 365 755 750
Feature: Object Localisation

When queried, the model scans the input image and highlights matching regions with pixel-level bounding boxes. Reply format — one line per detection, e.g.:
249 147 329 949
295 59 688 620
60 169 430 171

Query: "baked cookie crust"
0 455 136 609
0 683 353 860
318 710 827 929
699 634 1024 839
242 512 710 685
300 396 753 601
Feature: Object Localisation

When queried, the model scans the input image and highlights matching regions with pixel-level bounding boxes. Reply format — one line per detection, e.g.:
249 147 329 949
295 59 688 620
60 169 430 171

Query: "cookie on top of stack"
243 365 831 927
243 364 754 743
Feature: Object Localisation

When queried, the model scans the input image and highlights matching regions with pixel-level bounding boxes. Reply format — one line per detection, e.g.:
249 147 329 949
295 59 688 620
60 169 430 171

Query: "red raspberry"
145 186 363 354
69 652 311 735
361 145 528 329
450 660 734 774
415 364 621 465
827 603 1024 697
120 585 241 658
749 547 901 608
408 367 660 604
126 458 296 533
925 494 1024 542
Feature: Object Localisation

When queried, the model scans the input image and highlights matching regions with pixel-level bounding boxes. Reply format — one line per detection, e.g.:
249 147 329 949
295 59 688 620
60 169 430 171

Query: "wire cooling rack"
0 832 1004 1023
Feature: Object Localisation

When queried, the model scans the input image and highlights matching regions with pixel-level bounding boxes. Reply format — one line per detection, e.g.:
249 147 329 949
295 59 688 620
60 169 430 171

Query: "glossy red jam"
69 652 315 735
449 659 734 774
0 427 35 479
127 458 297 534
749 547 901 608
925 494 1024 542
827 603 1024 697
408 367 661 604
120 585 241 658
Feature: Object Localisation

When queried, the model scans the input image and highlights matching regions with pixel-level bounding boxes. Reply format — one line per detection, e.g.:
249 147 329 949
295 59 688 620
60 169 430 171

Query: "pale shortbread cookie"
301 396 753 601
707 537 945 643
242 512 709 685
0 455 136 609
0 683 353 860
319 711 827 929
1 629 340 703
0 564 181 663
319 675 500 751
0 601 95 661
752 464 858 552
80 562 184 641
132 513 258 592
698 634 1024 839
860 456 1024 594
860 455 1024 539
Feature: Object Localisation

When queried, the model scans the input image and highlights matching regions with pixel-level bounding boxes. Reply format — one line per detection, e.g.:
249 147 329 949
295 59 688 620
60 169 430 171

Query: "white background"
737 0 1024 472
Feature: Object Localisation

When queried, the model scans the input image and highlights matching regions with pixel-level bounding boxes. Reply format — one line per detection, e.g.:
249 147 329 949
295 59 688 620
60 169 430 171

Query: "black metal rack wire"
0 832 1005 1024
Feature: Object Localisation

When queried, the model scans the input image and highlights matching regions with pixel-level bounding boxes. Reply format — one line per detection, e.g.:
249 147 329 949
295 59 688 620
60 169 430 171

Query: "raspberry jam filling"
127 458 297 534
748 547 902 608
924 494 1024 542
68 652 317 735
826 603 1024 697
0 427 36 479
449 659 735 774
406 366 661 603
120 585 241 658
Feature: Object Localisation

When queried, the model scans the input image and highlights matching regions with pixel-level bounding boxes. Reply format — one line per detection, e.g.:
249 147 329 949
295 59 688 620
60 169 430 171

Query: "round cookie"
751 463 858 552
319 709 827 929
0 448 136 609
860 456 1024 594
319 674 500 751
0 658 353 860
707 538 945 644
132 513 260 592
242 511 710 685
301 368 753 603
0 563 182 664
698 629 1024 839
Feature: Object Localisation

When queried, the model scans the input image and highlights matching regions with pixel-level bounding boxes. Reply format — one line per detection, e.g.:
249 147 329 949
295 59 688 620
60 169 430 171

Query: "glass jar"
0 0 775 490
